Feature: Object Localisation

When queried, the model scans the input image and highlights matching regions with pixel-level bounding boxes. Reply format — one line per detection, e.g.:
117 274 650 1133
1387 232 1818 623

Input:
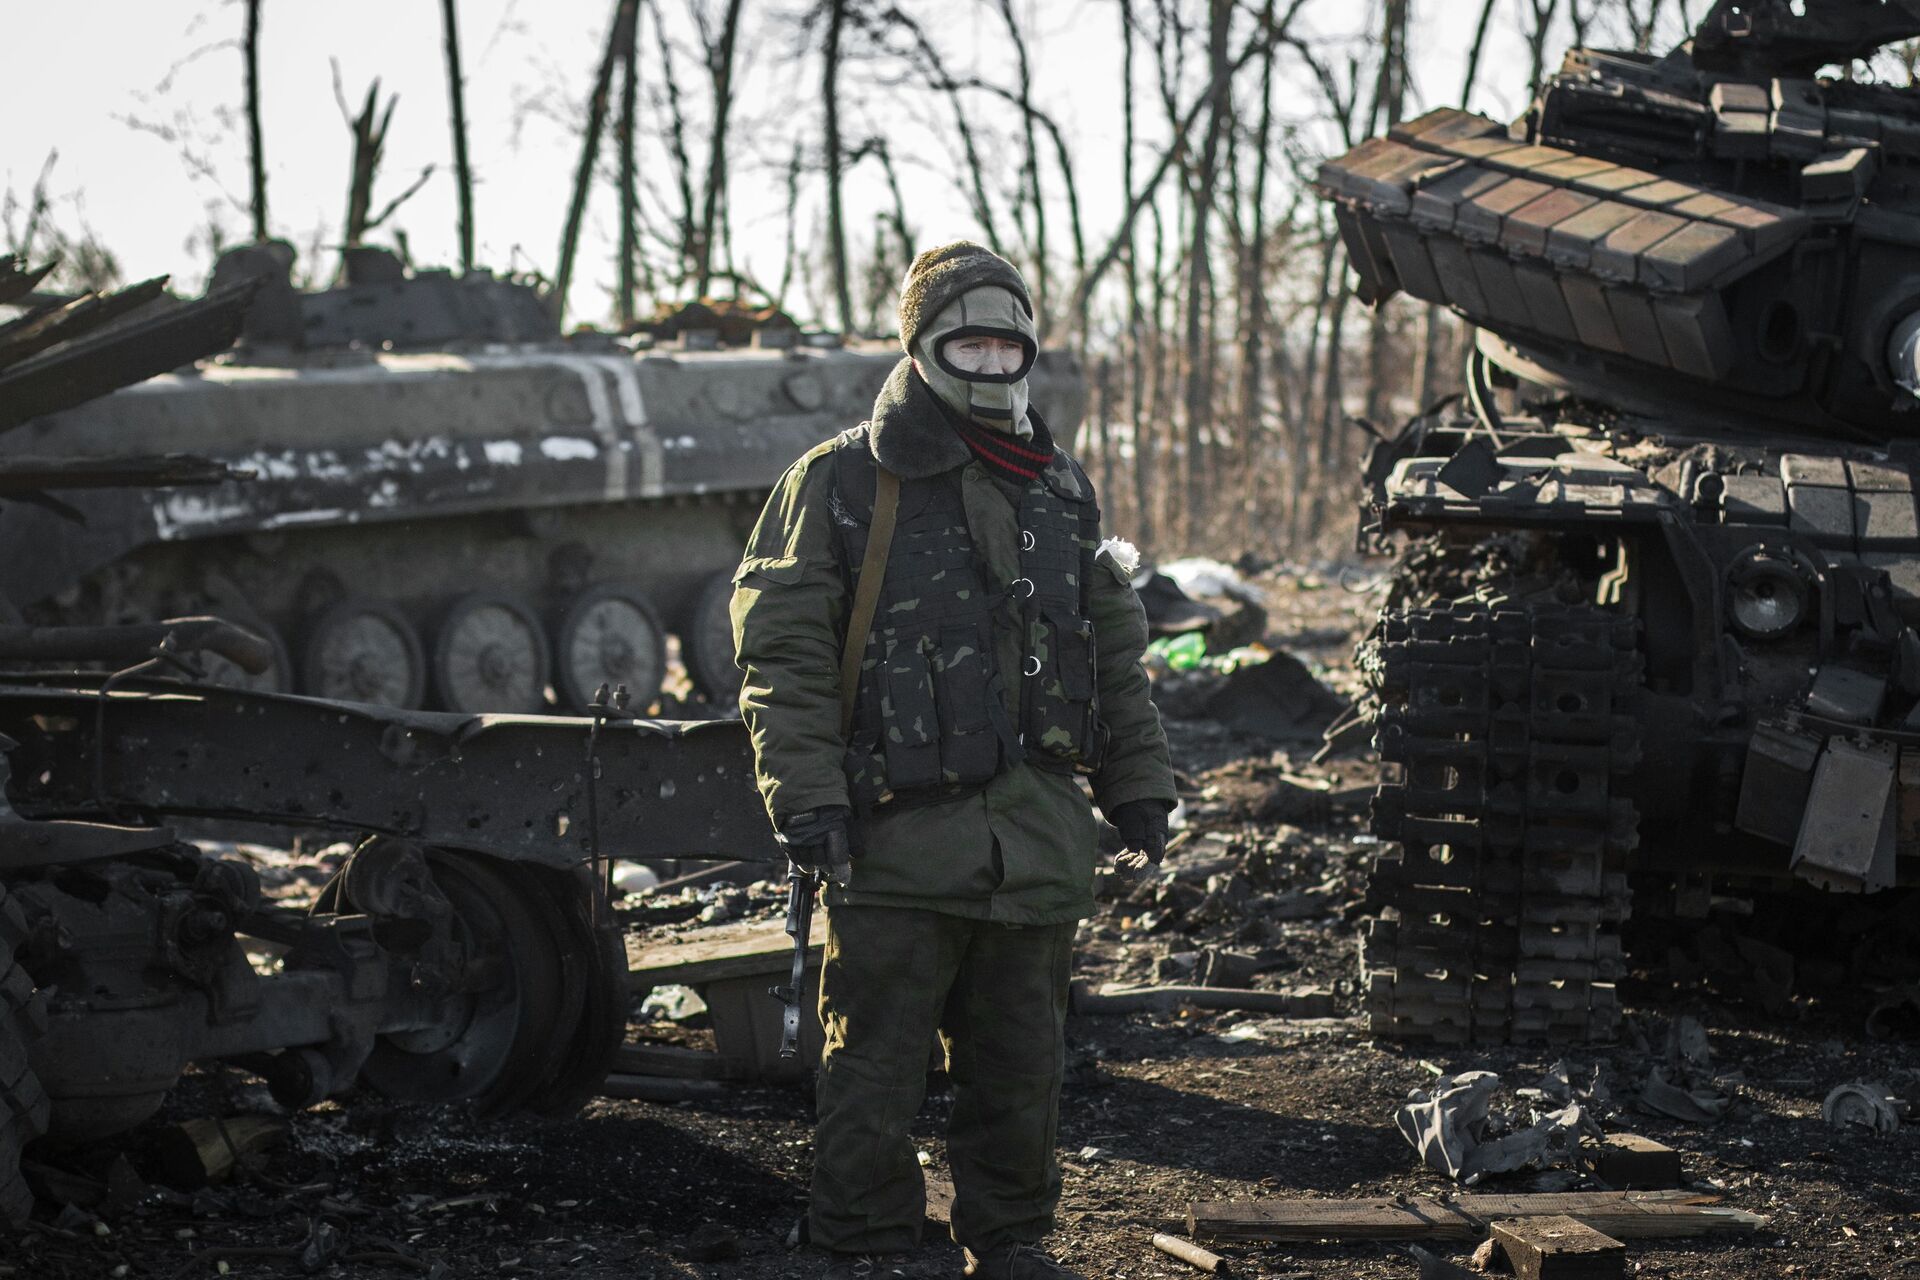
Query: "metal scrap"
1821 1080 1905 1134
1395 1071 1598 1184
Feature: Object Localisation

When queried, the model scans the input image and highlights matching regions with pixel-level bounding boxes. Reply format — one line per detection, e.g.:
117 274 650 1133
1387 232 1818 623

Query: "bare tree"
330 68 435 285
1179 0 1231 536
646 0 699 284
880 6 1004 252
691 0 747 296
823 0 854 333
617 0 644 323
556 0 640 322
244 0 268 241
994 0 1049 332
1363 0 1409 427
441 0 477 273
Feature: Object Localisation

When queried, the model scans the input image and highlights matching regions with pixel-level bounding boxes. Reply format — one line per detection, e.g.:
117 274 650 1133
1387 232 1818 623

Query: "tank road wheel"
683 568 742 705
356 853 623 1115
200 609 293 693
1359 605 1641 1045
302 598 427 708
0 887 50 1224
433 592 551 714
553 583 667 713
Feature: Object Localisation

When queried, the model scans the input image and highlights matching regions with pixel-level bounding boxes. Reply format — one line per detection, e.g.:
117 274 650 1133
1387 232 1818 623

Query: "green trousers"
810 904 1075 1256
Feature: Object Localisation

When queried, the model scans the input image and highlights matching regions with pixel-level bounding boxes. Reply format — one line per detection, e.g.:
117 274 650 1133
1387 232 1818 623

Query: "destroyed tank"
0 243 1085 712
1317 0 1920 1043
0 253 778 1221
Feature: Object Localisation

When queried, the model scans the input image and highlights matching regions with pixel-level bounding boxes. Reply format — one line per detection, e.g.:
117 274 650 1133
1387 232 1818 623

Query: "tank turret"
1317 2 1920 1043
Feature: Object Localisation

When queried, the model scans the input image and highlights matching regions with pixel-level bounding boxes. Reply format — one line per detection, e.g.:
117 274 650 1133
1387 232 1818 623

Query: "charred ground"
7 572 1917 1280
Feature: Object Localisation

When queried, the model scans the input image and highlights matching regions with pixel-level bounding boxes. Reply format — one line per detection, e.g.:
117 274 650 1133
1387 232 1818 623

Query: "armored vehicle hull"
1319 0 1920 1043
3 260 1085 713
0 251 780 1223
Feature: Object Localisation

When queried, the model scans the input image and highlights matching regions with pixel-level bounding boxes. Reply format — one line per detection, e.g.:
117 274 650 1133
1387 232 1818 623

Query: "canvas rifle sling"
839 466 901 738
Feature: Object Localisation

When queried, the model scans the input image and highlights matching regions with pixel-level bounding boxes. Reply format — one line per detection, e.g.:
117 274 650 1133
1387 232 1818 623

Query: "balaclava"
896 242 1039 434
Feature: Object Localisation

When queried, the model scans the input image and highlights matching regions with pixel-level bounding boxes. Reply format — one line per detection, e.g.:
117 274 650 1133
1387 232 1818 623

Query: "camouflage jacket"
730 364 1176 925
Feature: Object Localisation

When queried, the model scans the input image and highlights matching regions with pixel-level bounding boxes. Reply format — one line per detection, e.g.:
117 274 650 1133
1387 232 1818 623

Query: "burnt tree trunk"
1363 0 1409 428
1239 0 1278 521
441 0 476 273
1180 0 1231 541
556 0 639 323
823 0 853 335
245 0 268 241
617 0 642 324
693 0 745 298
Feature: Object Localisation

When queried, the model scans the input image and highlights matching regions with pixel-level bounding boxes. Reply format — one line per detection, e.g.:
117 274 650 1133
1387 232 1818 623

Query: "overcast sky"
7 1 1700 325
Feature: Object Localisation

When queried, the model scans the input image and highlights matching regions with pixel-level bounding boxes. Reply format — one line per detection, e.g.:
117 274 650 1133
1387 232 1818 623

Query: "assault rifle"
768 813 851 1058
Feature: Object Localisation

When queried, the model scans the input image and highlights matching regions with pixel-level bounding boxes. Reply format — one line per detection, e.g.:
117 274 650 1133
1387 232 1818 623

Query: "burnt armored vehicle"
1317 0 1920 1043
0 254 776 1220
0 246 1085 712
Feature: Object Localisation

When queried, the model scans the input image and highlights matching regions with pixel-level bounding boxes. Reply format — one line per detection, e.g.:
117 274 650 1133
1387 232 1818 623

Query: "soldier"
732 241 1176 1280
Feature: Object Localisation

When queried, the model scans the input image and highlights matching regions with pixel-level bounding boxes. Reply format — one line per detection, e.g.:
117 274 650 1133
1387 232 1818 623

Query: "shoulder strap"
838 466 900 738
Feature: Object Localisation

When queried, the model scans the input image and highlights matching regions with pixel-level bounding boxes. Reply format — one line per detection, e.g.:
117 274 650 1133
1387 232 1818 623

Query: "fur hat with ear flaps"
897 241 1033 353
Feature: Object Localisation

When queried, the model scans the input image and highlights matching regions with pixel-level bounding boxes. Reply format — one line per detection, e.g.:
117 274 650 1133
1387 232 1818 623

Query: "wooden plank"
1151 1233 1229 1274
613 1041 753 1081
1187 1197 1478 1242
627 916 825 988
1590 1133 1682 1189
1491 1216 1625 1280
1186 1191 1764 1244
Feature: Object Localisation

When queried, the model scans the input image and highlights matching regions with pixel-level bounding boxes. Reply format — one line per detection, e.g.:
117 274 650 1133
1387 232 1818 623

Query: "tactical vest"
831 428 1105 808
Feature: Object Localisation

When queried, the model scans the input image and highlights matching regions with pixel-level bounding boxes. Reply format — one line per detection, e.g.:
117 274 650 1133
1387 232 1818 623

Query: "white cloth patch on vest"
1096 537 1141 575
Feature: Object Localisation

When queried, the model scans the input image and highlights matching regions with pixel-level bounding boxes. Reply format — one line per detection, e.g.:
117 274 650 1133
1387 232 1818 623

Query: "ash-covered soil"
13 570 1920 1280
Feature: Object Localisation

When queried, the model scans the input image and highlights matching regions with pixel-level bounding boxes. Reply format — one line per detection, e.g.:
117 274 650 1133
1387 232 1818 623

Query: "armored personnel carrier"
0 244 1085 713
1317 0 1920 1043
0 252 777 1221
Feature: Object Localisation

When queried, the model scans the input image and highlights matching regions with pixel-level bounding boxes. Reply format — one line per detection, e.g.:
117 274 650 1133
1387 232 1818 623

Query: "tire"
301 597 428 708
682 569 742 705
432 592 551 715
353 852 623 1118
552 583 667 713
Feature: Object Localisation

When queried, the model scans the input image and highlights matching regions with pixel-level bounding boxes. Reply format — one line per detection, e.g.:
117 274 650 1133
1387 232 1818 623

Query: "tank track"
0 884 48 1222
1359 604 1641 1044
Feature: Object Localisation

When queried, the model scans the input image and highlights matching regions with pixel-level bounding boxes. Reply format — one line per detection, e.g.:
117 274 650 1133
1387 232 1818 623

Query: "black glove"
777 806 852 883
1110 799 1171 880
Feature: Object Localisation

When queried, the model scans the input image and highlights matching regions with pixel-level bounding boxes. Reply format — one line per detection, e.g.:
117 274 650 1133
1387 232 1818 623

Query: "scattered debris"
1396 1071 1595 1184
1069 980 1333 1018
1866 983 1920 1041
1184 1191 1765 1244
1154 650 1345 742
1638 1070 1731 1124
1151 1231 1229 1274
1151 558 1269 649
1638 1017 1732 1124
1820 1080 1905 1134
1490 1214 1624 1279
150 1116 287 1190
1407 1243 1479 1279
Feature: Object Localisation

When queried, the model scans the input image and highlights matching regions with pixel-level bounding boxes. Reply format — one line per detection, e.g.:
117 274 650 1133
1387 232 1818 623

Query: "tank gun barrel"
1691 0 1920 75
0 616 275 675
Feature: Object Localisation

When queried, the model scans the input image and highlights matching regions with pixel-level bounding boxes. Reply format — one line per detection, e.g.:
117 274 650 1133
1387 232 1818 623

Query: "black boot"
961 1243 1086 1279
